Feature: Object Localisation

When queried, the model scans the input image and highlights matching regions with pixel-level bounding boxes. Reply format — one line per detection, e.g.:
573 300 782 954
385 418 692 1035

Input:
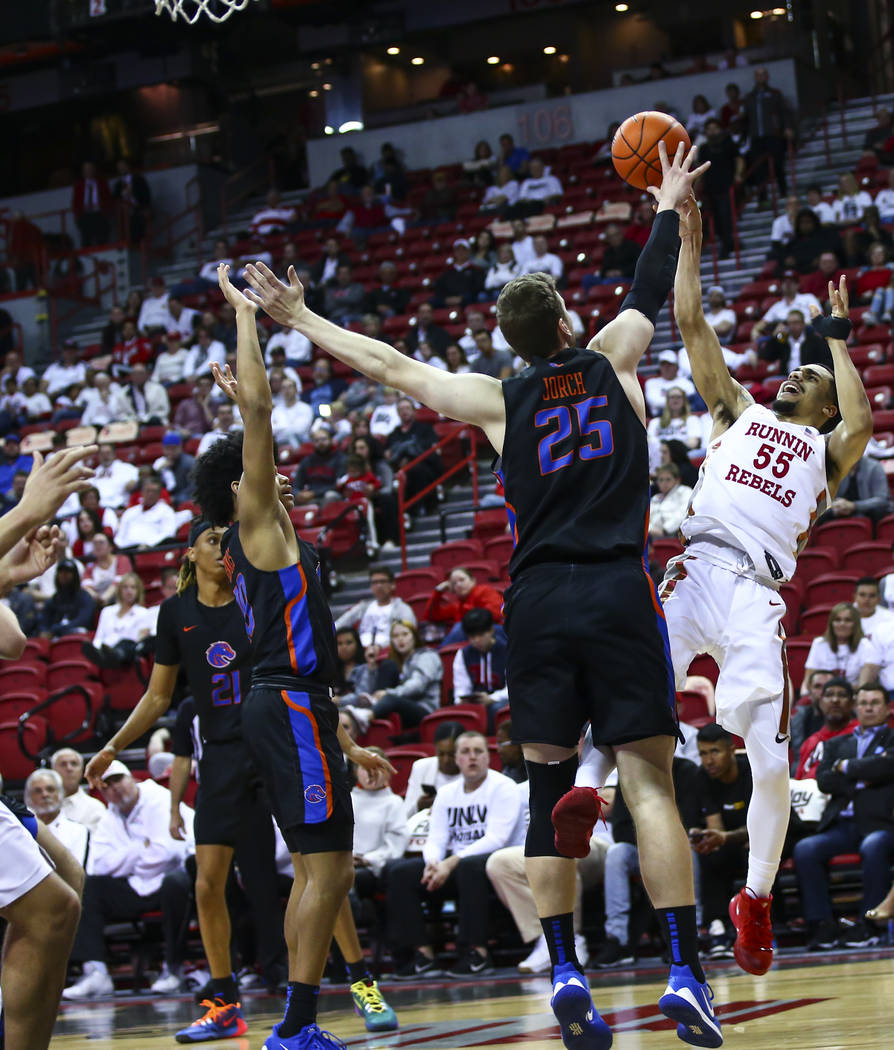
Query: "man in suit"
404 303 451 357
72 161 112 248
112 159 152 244
310 236 349 287
756 308 834 375
793 681 894 949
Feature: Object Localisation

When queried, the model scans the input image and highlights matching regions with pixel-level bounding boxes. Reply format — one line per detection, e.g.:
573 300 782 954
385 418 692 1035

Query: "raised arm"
242 263 507 453
673 194 753 434
824 277 873 494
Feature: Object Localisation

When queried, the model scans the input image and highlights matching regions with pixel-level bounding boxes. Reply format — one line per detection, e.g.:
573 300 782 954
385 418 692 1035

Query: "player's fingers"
52 444 98 475
657 139 669 171
287 264 302 289
29 449 44 473
674 140 686 167
243 286 265 307
244 265 271 294
645 185 660 202
254 260 280 287
690 160 712 180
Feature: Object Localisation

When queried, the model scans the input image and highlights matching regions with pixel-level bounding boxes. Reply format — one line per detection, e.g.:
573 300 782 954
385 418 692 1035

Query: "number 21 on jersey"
535 395 614 475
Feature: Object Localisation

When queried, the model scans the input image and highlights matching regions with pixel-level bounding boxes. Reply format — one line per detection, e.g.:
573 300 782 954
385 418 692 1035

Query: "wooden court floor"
51 951 894 1050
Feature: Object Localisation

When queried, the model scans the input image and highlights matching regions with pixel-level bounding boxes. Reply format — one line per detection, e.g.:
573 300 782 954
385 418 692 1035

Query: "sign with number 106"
517 104 574 148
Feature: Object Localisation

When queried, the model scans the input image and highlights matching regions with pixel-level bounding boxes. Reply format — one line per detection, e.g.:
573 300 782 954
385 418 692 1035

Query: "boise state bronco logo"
206 641 237 668
304 784 327 804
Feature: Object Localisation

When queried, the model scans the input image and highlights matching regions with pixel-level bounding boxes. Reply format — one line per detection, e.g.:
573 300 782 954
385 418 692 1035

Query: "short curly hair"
191 432 244 526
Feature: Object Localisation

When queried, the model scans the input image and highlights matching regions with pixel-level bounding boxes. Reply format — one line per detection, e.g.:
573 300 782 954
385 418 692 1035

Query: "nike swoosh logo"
183 625 198 632
769 601 783 607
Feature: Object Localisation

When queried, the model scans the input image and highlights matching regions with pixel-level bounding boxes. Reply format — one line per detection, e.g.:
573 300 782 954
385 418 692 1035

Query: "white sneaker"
863 312 880 326
575 934 590 969
518 934 551 974
62 969 114 1000
150 965 182 994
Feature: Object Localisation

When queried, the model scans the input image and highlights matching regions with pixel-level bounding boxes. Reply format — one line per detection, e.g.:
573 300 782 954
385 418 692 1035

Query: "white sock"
743 703 792 898
575 727 616 789
84 961 108 976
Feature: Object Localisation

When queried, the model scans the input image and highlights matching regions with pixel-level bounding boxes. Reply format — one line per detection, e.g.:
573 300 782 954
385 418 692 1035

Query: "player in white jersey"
562 191 872 979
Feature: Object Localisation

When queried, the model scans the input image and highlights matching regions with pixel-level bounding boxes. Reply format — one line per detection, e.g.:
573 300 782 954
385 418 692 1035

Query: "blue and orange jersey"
221 523 339 687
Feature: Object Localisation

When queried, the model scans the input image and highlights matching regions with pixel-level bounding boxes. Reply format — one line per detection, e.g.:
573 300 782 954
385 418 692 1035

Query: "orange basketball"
611 111 692 190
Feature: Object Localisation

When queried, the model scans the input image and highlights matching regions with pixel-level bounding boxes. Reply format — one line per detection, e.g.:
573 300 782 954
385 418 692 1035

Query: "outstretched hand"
217 263 257 314
829 276 849 318
0 524 62 588
210 362 238 402
646 140 711 214
243 262 307 329
20 445 97 527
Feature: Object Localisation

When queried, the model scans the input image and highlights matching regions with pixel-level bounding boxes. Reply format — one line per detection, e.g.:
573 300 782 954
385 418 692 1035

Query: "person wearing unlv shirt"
239 142 720 1050
637 194 871 978
191 266 395 1050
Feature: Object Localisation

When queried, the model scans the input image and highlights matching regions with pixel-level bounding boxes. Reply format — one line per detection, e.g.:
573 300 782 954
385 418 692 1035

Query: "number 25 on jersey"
535 396 614 475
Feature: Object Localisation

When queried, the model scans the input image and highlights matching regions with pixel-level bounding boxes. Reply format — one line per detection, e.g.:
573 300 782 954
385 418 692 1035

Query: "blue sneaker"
175 998 248 1043
658 965 723 1048
550 963 612 1050
263 1022 347 1050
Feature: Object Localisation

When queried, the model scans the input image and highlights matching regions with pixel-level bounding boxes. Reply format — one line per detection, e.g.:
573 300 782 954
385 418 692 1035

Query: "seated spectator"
292 424 345 505
82 572 153 668
780 210 843 274
314 179 349 221
82 532 131 606
18 375 51 422
425 567 504 643
599 223 641 280
470 229 497 272
333 627 379 709
818 452 894 525
329 146 369 190
861 243 894 324
862 108 894 162
521 233 563 280
751 272 822 339
770 195 802 260
37 559 95 638
643 350 696 417
421 170 458 224
0 432 31 496
874 168 894 222
185 327 227 378
432 240 484 308
62 759 194 998
0 468 28 515
793 682 894 950
349 748 408 906
624 200 655 249
515 157 563 214
385 731 524 977
80 372 131 428
469 330 514 379
481 166 519 213
702 285 737 340
649 463 694 538
365 260 409 318
371 620 442 727
688 725 753 960
25 768 89 866
152 333 190 386
41 339 87 398
832 172 873 226
385 398 441 513
402 721 464 819
371 141 409 201
686 93 718 142
122 363 170 425
801 602 879 692
102 305 126 354
250 189 296 238
335 452 382 549
196 402 242 459
271 377 313 447
756 308 833 375
304 357 348 417
405 302 451 357
647 386 701 449
498 133 530 177
805 185 836 225
152 432 195 505
801 251 841 302
0 348 35 389
335 565 416 648
791 670 836 768
173 375 215 438
71 507 109 561
794 676 857 780
137 276 172 333
114 474 178 550
452 609 508 729
445 343 471 374
854 577 894 642
458 81 488 114
847 205 893 268
311 236 348 288
343 184 388 244
166 295 198 343
485 242 522 293
169 239 234 299
463 140 497 187
323 263 366 326
52 747 106 832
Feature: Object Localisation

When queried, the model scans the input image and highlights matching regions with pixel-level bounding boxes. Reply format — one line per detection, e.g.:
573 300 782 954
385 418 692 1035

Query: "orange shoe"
729 888 773 975
551 787 606 859
175 998 248 1043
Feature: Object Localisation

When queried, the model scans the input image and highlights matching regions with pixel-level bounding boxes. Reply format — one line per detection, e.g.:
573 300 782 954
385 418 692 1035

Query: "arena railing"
17 684 95 764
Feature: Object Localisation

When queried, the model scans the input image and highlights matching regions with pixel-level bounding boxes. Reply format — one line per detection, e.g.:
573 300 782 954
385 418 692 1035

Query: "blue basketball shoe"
263 1022 347 1050
175 998 247 1043
550 962 612 1050
658 965 723 1047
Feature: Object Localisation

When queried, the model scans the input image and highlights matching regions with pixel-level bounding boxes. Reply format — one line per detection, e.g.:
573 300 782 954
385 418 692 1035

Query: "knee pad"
524 755 578 858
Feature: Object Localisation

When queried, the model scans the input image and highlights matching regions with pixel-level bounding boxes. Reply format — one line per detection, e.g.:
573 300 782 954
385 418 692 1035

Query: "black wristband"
811 315 852 341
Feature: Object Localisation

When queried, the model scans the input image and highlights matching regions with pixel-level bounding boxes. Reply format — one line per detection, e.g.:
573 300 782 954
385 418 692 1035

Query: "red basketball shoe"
551 787 606 859
729 888 774 975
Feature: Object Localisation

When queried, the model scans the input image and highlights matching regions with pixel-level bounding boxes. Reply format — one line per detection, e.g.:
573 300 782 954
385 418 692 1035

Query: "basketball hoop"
154 0 258 25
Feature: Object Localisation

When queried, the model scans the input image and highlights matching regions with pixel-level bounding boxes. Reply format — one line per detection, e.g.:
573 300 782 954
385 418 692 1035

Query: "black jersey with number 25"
499 346 650 578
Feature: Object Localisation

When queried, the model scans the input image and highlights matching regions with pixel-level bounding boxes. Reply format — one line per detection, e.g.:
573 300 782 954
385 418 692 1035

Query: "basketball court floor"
52 950 894 1049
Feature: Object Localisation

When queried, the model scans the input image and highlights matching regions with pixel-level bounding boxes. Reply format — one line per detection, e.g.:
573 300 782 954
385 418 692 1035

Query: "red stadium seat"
0 663 47 692
876 514 894 546
430 540 484 575
798 605 835 637
419 705 487 742
100 665 146 711
793 547 840 583
650 538 684 568
23 638 50 662
676 690 712 726
812 519 873 556
51 635 93 664
804 573 859 608
0 719 48 782
841 542 893 576
483 535 514 569
383 748 431 797
0 692 47 722
394 568 441 601
686 653 719 686
439 643 465 704
359 719 400 750
863 363 894 387
404 592 432 622
47 660 97 693
472 509 510 543
459 559 501 582
785 637 814 690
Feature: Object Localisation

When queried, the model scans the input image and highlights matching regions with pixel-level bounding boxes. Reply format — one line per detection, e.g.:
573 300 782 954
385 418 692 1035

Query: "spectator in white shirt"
271 378 314 448
83 572 154 668
701 285 737 340
349 757 409 904
196 402 242 457
874 169 894 221
481 166 519 212
806 184 836 225
250 189 296 237
646 387 703 449
770 195 801 252
81 372 134 428
114 475 178 550
93 443 139 509
25 768 90 867
831 172 873 225
752 272 822 339
517 157 563 206
485 242 522 292
165 296 198 342
81 532 131 606
677 342 750 379
643 350 697 417
384 731 525 977
41 340 87 397
458 309 511 358
185 327 227 378
136 276 172 333
853 577 894 642
152 333 190 386
266 326 312 365
51 747 107 834
0 348 36 388
334 566 417 648
266 346 304 389
509 218 536 267
401 722 464 820
649 463 694 537
122 363 170 425
521 233 564 280
20 375 52 420
62 760 194 999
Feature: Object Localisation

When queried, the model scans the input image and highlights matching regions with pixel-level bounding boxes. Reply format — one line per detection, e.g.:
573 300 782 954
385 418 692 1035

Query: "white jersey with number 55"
681 403 829 584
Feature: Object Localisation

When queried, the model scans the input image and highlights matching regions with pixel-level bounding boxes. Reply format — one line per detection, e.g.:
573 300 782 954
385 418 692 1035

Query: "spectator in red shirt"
314 180 350 221
719 82 744 128
346 185 388 246
624 200 655 249
336 452 383 553
800 251 841 304
795 677 857 780
425 566 504 645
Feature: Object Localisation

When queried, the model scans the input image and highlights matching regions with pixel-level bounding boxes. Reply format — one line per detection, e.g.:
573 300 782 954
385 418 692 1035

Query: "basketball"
611 111 692 190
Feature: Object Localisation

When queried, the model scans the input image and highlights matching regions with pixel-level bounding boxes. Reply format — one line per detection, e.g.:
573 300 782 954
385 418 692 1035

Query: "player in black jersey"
190 266 395 1050
241 142 722 1049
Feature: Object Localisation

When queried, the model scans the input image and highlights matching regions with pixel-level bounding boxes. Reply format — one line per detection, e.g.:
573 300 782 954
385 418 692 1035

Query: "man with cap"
62 758 196 999
644 350 697 417
40 339 87 398
154 431 196 504
703 286 737 340
751 271 822 340
138 275 174 333
0 432 32 495
432 239 484 308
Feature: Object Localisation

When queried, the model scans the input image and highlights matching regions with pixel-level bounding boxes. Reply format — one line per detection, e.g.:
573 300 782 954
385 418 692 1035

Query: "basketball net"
154 0 258 25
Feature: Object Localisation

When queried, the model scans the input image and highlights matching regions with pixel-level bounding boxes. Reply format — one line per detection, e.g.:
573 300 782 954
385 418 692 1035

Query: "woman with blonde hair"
647 386 702 449
372 619 443 727
81 571 153 668
801 602 880 693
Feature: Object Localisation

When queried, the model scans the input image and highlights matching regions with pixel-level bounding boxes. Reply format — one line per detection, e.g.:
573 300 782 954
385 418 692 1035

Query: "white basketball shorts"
0 801 52 910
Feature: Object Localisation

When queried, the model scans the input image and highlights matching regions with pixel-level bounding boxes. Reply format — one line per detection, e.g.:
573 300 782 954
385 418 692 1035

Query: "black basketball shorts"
241 683 353 854
194 739 271 848
504 559 678 749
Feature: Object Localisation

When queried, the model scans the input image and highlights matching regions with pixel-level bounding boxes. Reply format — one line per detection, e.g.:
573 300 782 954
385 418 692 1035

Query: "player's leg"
194 844 236 985
332 893 397 1031
616 736 723 1049
1 872 81 1050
